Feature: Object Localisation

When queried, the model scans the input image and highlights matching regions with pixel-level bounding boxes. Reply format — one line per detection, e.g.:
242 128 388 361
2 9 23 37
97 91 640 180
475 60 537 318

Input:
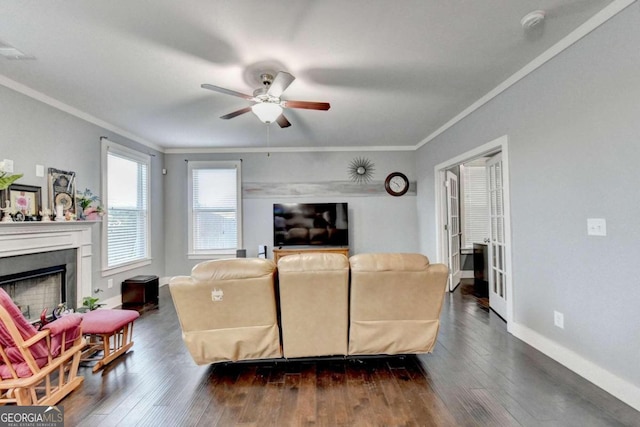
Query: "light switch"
36 164 45 177
587 218 606 236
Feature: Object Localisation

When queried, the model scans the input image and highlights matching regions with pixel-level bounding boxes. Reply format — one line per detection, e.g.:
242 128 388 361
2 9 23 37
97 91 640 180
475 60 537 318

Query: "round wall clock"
384 172 409 196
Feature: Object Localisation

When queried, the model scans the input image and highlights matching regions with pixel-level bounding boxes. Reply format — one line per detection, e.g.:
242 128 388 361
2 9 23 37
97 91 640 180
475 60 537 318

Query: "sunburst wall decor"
348 157 375 184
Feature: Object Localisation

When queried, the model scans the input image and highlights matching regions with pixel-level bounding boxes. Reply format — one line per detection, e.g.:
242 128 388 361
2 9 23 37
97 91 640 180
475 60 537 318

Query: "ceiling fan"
201 71 330 128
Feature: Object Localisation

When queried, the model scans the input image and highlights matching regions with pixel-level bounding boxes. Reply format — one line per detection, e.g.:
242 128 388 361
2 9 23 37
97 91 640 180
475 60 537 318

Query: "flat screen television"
274 203 348 247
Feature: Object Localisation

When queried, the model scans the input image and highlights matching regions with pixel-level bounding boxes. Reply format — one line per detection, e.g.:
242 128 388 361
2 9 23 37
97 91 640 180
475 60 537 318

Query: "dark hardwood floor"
61 283 640 426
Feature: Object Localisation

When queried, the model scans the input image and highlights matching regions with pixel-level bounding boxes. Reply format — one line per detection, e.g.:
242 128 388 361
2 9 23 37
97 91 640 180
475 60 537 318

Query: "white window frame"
101 139 151 275
188 160 243 259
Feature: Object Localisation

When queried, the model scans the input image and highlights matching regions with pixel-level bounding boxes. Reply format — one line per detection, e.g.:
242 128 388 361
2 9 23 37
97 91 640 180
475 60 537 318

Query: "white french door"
446 171 461 291
487 153 507 319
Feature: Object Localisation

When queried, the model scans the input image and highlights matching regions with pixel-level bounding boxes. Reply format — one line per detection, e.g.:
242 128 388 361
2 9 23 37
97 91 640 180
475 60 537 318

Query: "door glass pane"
489 165 496 190
492 217 497 240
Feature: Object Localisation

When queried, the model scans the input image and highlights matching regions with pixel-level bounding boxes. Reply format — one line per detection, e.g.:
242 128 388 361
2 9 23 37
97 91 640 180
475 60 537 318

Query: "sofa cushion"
277 252 349 272
349 252 431 272
348 253 448 356
191 258 276 282
278 253 349 358
170 258 282 364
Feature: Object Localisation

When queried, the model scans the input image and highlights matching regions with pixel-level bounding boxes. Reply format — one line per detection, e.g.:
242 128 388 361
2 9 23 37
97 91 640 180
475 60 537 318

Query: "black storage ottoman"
122 275 159 310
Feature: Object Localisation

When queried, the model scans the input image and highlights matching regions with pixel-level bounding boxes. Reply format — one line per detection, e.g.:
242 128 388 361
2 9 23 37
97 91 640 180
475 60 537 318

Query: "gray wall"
416 4 640 389
164 150 418 277
0 85 165 304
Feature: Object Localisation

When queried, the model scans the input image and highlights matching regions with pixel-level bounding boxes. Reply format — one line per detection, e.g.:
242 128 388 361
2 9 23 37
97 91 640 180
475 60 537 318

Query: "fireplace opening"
0 265 67 323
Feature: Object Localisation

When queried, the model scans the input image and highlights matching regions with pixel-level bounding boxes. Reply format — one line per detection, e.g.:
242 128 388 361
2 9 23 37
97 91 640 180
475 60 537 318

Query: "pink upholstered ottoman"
81 309 140 372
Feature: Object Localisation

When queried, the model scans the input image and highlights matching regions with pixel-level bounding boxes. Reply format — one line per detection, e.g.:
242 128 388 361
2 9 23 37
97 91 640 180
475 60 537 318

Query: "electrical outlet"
36 164 45 177
107 278 113 289
554 310 564 329
587 218 606 236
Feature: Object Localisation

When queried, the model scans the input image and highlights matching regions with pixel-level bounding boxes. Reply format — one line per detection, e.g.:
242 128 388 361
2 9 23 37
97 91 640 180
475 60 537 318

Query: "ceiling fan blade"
276 114 291 128
283 100 331 111
267 71 295 97
201 84 253 100
220 106 252 120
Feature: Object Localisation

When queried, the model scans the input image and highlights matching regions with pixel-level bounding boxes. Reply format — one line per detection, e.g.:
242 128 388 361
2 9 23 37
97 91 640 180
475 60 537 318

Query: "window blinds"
461 164 489 249
106 151 149 267
191 166 238 251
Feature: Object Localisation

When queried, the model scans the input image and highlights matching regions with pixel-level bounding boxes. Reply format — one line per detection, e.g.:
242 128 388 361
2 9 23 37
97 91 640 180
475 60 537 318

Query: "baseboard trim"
460 271 474 279
100 294 124 310
159 276 171 287
510 322 640 411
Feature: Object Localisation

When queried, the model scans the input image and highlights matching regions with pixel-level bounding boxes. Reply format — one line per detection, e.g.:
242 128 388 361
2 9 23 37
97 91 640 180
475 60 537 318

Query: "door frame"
434 135 514 330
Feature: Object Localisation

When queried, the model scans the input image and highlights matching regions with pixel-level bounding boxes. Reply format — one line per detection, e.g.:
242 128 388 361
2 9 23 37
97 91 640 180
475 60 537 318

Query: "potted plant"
78 288 104 312
0 172 22 191
76 188 104 220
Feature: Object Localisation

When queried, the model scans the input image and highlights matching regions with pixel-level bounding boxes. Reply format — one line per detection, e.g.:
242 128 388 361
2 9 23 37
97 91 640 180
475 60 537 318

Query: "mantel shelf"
0 220 100 227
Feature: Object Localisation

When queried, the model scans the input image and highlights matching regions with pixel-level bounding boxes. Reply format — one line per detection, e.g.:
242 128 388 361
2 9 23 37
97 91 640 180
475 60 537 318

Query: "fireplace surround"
0 222 94 310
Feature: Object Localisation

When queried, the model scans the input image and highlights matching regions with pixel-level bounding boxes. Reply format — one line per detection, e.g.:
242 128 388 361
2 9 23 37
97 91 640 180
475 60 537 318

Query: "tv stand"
273 247 349 264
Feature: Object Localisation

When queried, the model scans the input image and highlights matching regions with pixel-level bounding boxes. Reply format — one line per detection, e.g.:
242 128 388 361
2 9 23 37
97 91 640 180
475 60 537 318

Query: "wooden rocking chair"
0 288 85 406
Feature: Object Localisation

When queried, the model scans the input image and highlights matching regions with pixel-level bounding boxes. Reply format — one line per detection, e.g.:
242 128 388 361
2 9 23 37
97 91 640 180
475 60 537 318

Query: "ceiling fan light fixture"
251 102 283 124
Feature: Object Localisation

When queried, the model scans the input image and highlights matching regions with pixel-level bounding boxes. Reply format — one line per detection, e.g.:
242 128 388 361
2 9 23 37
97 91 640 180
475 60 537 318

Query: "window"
188 161 242 258
101 140 150 272
460 161 489 250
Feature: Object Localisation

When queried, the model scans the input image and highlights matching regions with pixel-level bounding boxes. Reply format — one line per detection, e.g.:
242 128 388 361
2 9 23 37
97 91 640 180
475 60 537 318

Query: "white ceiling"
0 0 617 151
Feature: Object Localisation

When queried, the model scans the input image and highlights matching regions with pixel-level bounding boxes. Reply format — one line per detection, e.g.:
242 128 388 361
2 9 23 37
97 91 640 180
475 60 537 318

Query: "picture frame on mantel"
7 184 42 218
48 167 76 216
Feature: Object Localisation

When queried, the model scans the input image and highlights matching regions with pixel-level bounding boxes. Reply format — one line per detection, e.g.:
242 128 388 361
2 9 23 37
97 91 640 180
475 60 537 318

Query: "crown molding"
163 145 416 154
0 74 163 153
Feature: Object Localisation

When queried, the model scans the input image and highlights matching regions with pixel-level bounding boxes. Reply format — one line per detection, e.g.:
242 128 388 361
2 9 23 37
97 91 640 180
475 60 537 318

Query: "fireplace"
0 249 76 321
0 222 94 310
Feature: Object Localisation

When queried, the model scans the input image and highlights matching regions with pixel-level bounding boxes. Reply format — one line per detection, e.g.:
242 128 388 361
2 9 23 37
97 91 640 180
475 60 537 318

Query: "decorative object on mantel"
40 207 52 222
1 200 15 222
0 172 23 222
6 183 41 221
76 188 104 220
48 167 76 218
348 157 375 184
55 203 65 222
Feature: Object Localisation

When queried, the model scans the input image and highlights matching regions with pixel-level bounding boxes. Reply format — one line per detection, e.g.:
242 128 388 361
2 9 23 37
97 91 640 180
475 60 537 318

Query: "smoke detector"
521 10 546 30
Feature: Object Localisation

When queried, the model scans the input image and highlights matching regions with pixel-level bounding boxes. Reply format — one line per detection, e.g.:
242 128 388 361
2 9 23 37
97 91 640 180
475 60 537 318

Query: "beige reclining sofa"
169 253 448 365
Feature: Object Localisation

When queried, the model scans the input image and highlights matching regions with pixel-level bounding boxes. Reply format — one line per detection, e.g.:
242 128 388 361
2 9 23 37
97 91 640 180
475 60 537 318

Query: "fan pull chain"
266 124 271 157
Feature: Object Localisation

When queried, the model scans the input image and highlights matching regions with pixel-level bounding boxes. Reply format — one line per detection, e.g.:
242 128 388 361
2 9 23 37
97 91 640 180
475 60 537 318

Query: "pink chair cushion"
0 288 83 379
81 309 140 334
42 314 83 357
